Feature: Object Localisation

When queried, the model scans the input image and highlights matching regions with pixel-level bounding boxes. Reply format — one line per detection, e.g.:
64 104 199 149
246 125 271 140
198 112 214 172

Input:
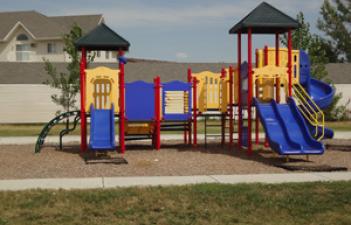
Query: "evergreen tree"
317 0 351 62
281 12 348 120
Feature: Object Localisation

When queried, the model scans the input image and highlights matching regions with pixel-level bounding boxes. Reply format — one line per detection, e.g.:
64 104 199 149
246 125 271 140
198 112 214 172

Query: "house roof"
0 62 350 85
229 2 299 34
75 23 130 51
0 10 102 41
0 61 231 84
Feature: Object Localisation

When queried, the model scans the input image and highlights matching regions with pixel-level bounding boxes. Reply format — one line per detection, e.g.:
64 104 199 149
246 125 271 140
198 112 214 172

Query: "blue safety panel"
89 104 116 151
162 80 192 121
125 81 155 121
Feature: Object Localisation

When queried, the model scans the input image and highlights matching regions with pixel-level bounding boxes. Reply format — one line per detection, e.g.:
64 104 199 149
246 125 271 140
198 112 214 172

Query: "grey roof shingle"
75 23 130 51
229 2 299 34
0 10 102 40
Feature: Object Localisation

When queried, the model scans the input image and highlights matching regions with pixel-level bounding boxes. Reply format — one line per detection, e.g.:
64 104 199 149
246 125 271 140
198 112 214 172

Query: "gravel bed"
0 141 350 179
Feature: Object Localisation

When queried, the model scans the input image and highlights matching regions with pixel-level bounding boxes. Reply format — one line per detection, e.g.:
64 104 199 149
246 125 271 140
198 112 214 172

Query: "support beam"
193 76 198 147
255 49 259 145
288 29 292 97
229 66 234 146
185 68 192 144
80 48 87 152
275 32 280 103
221 68 226 146
118 50 126 154
154 76 161 150
237 32 242 149
247 28 253 155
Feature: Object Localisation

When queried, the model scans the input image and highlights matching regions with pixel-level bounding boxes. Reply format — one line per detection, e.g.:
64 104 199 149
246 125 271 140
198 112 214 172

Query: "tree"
281 12 348 120
44 24 94 114
317 0 351 62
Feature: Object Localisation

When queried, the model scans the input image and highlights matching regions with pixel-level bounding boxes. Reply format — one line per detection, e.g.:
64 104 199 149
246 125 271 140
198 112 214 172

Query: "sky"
2 0 325 62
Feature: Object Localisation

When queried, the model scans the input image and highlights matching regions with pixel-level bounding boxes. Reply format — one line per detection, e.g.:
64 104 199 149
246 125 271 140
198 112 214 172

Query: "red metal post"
118 51 126 154
80 48 87 152
229 66 234 146
287 29 292 97
247 28 253 155
237 32 242 149
221 68 226 145
187 68 192 144
255 49 259 145
264 45 268 65
193 76 197 147
154 76 161 150
275 32 281 103
263 45 270 148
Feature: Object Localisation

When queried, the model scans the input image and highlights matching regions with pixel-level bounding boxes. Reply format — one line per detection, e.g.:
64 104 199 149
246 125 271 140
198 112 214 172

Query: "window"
17 34 29 41
105 51 110 59
97 51 101 57
47 43 56 54
16 44 31 61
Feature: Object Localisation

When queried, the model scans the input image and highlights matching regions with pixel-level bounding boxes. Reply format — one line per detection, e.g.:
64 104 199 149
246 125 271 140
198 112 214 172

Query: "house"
0 10 117 62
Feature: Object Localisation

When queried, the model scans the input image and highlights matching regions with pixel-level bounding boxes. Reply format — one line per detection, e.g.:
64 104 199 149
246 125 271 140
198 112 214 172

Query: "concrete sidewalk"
0 172 350 191
1 132 351 145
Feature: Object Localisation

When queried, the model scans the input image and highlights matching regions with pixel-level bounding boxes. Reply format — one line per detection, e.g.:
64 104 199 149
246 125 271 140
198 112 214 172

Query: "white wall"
335 84 351 110
0 84 80 123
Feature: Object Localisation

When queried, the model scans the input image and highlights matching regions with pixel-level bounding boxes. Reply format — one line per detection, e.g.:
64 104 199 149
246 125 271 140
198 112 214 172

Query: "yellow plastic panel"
85 66 119 113
125 122 154 135
192 71 223 112
253 65 288 101
257 48 300 84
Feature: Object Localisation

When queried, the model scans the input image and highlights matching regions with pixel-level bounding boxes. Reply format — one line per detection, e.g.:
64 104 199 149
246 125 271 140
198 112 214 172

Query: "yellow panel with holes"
257 48 300 84
85 66 119 113
192 71 228 112
253 65 288 102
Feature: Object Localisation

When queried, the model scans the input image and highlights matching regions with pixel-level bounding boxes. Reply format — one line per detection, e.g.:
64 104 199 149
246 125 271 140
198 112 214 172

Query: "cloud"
176 52 189 60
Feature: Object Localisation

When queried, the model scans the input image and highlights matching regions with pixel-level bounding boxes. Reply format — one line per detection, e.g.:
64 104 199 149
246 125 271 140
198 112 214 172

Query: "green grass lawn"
0 182 350 225
0 120 350 137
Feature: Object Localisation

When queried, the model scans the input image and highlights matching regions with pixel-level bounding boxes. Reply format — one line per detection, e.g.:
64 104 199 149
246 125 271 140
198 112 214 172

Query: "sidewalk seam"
102 177 105 188
208 175 220 183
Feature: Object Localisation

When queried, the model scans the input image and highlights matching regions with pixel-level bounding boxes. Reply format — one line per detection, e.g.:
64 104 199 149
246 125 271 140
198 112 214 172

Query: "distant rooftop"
0 10 103 41
0 61 349 85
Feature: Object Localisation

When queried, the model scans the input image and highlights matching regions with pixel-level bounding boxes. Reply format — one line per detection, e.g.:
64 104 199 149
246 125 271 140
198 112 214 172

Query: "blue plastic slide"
89 104 116 150
254 98 324 155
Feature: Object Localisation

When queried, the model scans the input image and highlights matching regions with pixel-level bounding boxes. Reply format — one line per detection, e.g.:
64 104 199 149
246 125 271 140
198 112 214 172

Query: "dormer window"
17 34 29 41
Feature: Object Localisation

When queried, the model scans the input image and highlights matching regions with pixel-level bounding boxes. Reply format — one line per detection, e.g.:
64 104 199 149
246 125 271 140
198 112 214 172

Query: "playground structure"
35 2 335 159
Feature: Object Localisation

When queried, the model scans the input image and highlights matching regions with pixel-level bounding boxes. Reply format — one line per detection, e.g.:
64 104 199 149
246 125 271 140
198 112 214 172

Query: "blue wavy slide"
89 104 116 150
254 98 324 155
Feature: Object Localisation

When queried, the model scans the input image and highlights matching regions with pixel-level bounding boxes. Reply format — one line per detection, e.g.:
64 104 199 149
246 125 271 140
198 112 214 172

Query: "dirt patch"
0 141 350 179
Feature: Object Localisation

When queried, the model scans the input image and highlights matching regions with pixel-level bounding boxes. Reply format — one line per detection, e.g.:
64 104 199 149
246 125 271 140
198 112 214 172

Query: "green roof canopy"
75 23 130 51
229 2 299 34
